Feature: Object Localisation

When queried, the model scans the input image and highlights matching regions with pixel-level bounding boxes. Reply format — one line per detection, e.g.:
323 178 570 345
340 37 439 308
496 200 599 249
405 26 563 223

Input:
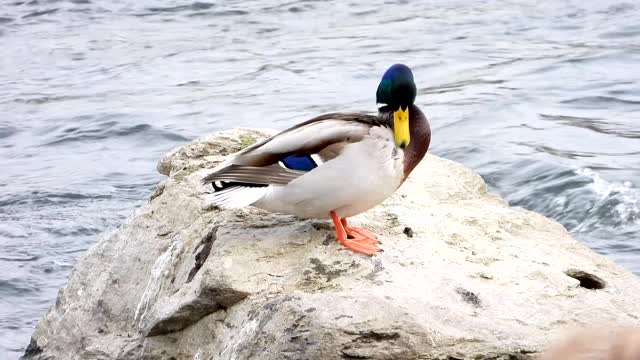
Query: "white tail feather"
207 186 269 209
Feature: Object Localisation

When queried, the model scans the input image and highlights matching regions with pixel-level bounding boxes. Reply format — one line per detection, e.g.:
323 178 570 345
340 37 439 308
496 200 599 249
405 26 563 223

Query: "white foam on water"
575 167 639 225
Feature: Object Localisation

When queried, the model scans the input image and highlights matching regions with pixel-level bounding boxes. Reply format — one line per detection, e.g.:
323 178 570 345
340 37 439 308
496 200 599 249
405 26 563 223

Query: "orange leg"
330 211 380 256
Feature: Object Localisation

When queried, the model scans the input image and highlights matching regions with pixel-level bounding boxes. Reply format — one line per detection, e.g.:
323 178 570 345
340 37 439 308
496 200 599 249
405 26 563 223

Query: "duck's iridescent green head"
376 64 417 109
376 64 417 148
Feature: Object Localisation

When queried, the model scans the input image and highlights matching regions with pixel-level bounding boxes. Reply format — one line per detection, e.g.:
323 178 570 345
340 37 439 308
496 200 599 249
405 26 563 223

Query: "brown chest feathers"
402 105 431 179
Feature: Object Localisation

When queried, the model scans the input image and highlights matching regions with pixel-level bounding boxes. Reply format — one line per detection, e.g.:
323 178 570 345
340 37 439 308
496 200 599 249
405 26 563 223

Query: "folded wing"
202 113 384 208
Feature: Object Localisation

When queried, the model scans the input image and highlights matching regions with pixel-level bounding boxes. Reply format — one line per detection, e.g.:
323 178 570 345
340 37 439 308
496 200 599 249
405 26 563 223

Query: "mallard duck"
202 64 431 256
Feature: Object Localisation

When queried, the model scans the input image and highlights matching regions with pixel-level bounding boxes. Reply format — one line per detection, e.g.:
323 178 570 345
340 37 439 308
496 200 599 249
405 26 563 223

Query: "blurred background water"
1 0 639 357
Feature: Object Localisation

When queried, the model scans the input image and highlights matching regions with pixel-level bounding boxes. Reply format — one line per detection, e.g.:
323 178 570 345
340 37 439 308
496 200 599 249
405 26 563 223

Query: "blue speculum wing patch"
281 154 317 171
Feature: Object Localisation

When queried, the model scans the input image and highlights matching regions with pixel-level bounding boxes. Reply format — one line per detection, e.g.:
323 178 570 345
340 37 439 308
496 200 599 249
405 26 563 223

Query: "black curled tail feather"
211 180 268 192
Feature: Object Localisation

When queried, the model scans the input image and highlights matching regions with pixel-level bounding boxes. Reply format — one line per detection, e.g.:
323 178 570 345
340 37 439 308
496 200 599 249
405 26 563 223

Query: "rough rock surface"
24 129 640 360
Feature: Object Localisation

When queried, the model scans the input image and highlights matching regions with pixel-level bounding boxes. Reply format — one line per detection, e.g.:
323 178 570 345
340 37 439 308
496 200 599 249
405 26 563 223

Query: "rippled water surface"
1 0 639 357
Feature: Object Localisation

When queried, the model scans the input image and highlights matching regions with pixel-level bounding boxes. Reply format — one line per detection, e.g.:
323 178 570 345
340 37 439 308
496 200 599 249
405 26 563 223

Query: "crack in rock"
187 226 218 283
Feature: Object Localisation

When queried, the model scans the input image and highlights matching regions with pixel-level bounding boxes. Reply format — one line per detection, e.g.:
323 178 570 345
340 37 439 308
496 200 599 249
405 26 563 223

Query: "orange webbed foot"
331 212 381 256
348 227 378 241
340 237 380 256
341 218 379 243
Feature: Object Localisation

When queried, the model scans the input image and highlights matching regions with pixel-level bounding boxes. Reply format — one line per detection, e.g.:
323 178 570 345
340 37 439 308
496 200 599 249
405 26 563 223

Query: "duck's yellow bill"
393 106 410 148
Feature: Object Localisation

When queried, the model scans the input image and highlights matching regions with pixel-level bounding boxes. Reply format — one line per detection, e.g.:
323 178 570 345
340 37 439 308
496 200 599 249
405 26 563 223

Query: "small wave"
0 226 29 239
148 2 214 13
560 96 640 108
287 5 312 13
261 1 315 13
351 9 377 16
560 52 617 65
22 8 58 18
576 168 634 199
0 255 39 262
599 26 640 39
45 225 104 238
256 27 279 34
0 279 39 297
0 191 112 207
599 3 636 15
42 122 149 145
175 80 202 87
539 114 640 139
0 17 14 24
0 124 18 140
575 168 639 230
213 10 249 16
480 160 639 237
134 2 215 16
187 9 249 17
40 119 189 147
420 78 505 95
13 94 87 104
515 141 640 160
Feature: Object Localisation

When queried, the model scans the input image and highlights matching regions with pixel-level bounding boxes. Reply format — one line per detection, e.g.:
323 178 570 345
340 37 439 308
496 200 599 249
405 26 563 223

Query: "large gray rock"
24 129 640 360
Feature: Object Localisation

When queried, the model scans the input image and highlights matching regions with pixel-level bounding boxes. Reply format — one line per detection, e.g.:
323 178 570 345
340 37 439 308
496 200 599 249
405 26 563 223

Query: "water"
1 0 639 357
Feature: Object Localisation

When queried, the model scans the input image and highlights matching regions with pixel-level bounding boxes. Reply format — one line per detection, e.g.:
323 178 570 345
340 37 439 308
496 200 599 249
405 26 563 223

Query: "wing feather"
202 164 306 186
230 113 387 167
